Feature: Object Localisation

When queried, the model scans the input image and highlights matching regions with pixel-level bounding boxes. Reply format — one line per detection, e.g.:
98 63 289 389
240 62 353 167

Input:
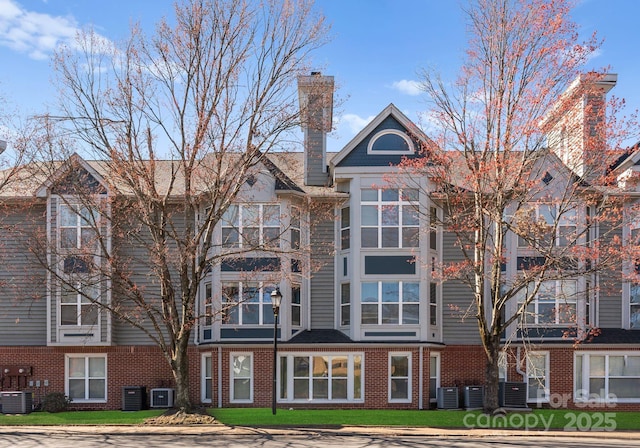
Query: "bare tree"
394 0 638 412
26 0 329 411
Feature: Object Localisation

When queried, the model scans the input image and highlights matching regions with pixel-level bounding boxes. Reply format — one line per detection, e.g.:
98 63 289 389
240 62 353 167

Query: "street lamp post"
271 287 282 415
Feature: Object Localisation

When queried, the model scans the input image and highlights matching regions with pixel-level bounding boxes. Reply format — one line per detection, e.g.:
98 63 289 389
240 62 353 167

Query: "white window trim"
230 352 253 403
360 188 419 249
366 129 415 155
291 206 301 250
361 281 420 326
389 352 412 403
429 352 440 403
279 352 364 403
65 353 107 403
59 281 100 328
201 353 212 404
575 352 640 404
519 279 578 326
625 216 640 329
222 281 278 326
221 203 281 249
340 206 351 252
517 203 577 248
340 282 351 328
291 284 302 328
526 351 550 403
57 199 100 251
498 351 508 381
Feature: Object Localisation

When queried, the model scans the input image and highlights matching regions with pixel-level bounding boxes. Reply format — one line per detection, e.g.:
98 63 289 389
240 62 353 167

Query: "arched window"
367 130 414 155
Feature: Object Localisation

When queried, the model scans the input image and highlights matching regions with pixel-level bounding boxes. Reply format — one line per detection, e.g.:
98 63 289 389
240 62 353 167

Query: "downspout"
419 346 424 409
217 346 223 408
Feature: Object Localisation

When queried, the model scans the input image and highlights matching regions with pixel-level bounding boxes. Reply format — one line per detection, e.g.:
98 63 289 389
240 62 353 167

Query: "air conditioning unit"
499 381 527 408
150 388 175 408
464 385 484 410
122 386 147 411
1 391 33 414
436 386 459 409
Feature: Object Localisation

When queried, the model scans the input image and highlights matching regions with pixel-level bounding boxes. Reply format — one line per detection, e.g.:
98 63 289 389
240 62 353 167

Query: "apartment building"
1 72 639 411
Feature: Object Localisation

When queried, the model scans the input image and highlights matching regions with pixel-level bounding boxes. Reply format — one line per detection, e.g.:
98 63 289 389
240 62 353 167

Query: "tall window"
60 282 99 326
429 353 440 403
526 352 549 402
201 283 213 340
429 283 438 326
630 225 640 328
361 189 419 248
221 204 280 248
291 285 301 327
340 206 350 250
59 203 97 250
389 353 411 402
222 282 277 325
517 204 576 247
429 206 438 250
202 354 212 403
361 281 419 325
279 353 362 402
231 354 253 402
291 206 301 250
631 285 640 329
340 283 351 326
518 280 577 325
66 354 106 402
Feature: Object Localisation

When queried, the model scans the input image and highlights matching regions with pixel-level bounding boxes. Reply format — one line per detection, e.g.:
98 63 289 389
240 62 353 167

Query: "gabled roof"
330 103 430 168
608 142 640 174
259 154 304 193
35 153 108 198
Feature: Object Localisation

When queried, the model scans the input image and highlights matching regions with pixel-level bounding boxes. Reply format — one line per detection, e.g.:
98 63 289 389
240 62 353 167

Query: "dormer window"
59 203 98 250
367 130 414 155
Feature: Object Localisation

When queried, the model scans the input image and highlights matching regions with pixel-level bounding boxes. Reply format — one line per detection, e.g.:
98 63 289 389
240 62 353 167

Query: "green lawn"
0 408 637 431
0 409 163 426
211 408 638 431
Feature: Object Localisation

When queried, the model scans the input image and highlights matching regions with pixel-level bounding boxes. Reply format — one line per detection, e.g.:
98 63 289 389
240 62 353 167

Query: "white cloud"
390 79 422 96
0 0 80 59
338 113 375 135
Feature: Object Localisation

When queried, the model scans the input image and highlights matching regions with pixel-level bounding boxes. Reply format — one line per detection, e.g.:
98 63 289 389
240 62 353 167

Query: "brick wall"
6 344 640 411
0 345 204 410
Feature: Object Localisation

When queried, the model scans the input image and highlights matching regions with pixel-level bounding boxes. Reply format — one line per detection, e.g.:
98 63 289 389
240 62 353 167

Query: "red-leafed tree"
23 0 329 412
395 0 638 412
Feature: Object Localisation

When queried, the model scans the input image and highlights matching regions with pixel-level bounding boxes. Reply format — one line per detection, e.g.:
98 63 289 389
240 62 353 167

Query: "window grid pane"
360 189 419 249
361 282 420 326
282 354 363 402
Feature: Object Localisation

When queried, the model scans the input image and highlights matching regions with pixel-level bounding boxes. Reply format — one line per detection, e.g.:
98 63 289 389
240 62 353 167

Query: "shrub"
41 392 72 413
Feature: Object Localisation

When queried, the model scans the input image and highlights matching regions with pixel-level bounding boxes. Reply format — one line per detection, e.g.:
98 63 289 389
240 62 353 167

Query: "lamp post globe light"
271 287 282 415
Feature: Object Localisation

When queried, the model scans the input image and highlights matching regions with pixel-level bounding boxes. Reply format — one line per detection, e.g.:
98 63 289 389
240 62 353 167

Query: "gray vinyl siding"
597 222 622 327
335 116 422 167
305 127 328 186
441 230 481 345
111 210 178 346
0 202 48 346
309 205 335 329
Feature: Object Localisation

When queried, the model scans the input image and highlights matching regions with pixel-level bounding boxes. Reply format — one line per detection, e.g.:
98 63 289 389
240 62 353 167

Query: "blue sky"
1 0 639 152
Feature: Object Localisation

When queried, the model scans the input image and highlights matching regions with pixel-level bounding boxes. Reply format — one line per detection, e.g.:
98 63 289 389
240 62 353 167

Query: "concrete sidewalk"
0 424 638 440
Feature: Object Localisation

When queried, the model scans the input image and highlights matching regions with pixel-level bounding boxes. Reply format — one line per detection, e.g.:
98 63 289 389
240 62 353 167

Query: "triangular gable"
331 103 430 168
261 154 304 193
609 143 640 174
36 153 108 198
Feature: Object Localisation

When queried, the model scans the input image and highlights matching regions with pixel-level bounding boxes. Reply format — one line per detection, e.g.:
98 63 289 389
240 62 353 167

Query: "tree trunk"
171 338 192 412
483 335 501 413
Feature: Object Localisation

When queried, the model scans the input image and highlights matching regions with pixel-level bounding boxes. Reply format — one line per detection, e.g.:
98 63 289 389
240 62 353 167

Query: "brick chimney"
545 73 617 180
298 72 334 186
